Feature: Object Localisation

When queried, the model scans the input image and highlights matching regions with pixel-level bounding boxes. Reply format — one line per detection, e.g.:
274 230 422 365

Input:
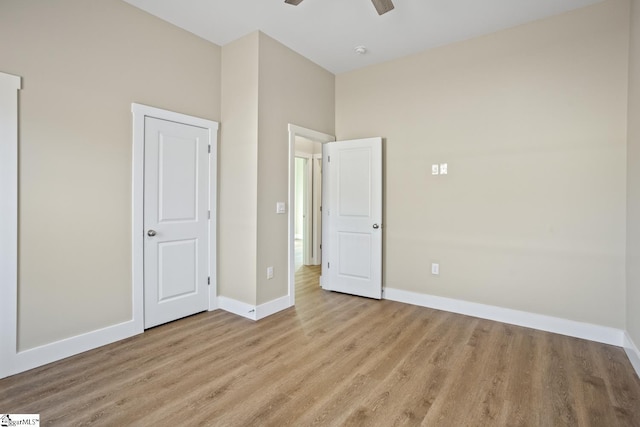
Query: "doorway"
294 140 323 270
132 103 219 331
142 117 211 328
288 126 384 305
287 125 334 306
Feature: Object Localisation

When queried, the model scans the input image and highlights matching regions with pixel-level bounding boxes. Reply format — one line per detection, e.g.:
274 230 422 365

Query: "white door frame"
0 72 21 379
287 124 335 306
132 104 219 332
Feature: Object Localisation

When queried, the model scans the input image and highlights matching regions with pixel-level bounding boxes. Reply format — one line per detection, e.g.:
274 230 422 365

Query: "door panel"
337 232 372 279
323 137 382 299
158 136 198 222
158 239 197 301
144 117 209 328
338 150 371 217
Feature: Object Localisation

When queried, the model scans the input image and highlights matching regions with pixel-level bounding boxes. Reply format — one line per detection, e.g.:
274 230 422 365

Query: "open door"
322 137 382 299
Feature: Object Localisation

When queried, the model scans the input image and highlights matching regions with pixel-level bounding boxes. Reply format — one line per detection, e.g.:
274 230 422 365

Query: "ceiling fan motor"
285 0 395 16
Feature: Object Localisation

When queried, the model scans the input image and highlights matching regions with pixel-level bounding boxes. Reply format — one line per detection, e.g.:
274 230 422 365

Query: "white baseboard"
384 287 624 347
624 332 640 378
0 319 141 379
255 295 292 320
4 289 632 380
218 296 257 320
1 294 293 378
218 295 292 321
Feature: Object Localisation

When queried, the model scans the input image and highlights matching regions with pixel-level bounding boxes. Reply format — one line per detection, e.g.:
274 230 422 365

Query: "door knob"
373 224 380 229
147 229 157 237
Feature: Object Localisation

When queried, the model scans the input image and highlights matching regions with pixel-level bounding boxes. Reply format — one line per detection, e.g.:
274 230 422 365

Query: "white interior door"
322 137 382 299
144 117 210 328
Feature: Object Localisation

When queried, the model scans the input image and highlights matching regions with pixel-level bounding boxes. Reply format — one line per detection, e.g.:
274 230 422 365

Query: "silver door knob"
373 224 380 229
147 230 157 237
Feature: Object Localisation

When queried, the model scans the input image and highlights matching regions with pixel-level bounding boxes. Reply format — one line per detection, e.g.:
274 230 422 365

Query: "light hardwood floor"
2 266 640 426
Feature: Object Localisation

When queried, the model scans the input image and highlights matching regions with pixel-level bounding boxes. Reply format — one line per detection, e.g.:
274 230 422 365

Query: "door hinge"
208 144 211 153
328 155 330 163
208 277 210 285
208 210 211 220
328 262 330 269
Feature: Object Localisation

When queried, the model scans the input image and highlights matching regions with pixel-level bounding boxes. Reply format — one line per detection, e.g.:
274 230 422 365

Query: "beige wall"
256 33 334 304
627 0 640 345
218 32 335 305
219 33 260 304
219 32 334 306
3 0 634 359
0 0 221 350
336 0 629 327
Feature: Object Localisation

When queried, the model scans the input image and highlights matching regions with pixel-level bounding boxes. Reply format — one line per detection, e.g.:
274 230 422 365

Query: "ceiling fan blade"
285 0 304 5
371 0 394 15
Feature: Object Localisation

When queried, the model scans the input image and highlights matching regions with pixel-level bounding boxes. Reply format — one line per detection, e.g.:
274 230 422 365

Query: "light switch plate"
276 202 286 214
431 164 439 175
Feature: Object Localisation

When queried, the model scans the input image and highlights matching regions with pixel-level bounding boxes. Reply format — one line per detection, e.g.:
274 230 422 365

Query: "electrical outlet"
431 164 439 175
439 163 448 175
431 263 439 275
267 266 274 279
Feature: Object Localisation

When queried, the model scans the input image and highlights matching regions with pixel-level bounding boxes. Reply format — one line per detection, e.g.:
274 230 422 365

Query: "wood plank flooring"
2 265 640 426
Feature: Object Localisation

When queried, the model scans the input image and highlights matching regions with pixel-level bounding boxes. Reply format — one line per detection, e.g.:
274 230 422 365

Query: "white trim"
0 72 21 379
624 332 640 377
208 119 219 311
2 321 139 379
131 103 219 330
0 74 139 378
384 287 625 347
256 296 291 320
218 297 257 321
217 295 291 321
0 100 221 379
0 71 20 87
288 124 335 307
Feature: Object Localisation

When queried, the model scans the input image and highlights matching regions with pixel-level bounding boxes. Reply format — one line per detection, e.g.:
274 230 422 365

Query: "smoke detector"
354 46 368 55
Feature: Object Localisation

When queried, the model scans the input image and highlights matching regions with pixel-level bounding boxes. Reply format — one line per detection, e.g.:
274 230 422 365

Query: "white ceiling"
122 0 603 74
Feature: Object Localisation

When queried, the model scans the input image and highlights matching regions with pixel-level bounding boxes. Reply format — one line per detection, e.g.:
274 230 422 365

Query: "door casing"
0 72 21 379
132 103 219 333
